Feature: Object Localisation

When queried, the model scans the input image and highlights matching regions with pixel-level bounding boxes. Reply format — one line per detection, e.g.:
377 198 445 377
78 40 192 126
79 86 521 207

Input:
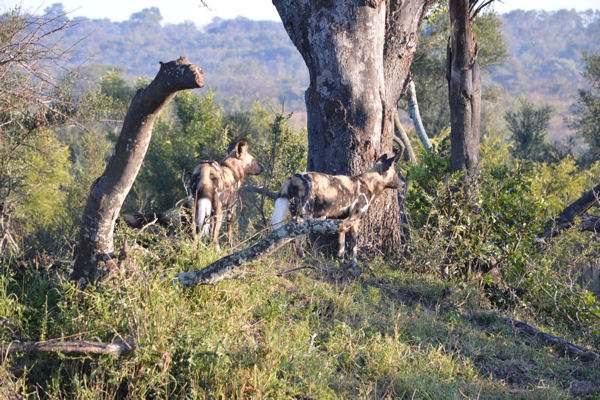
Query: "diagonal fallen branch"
540 182 600 239
501 316 600 362
174 219 343 286
0 338 136 357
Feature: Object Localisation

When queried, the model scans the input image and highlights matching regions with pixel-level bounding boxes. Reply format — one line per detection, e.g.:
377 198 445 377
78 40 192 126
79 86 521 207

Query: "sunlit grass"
0 229 598 399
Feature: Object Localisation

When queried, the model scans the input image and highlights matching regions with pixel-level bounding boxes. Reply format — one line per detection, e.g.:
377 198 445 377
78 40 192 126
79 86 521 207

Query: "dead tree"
72 57 204 284
272 0 436 256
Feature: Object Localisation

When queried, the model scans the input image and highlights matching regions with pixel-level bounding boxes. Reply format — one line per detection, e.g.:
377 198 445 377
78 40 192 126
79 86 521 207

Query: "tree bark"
540 182 600 238
272 0 434 256
174 219 343 286
72 57 204 283
447 0 481 177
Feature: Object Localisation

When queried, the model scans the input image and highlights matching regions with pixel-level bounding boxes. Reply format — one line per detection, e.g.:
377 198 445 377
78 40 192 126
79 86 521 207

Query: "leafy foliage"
0 6 73 255
406 140 600 331
504 98 562 162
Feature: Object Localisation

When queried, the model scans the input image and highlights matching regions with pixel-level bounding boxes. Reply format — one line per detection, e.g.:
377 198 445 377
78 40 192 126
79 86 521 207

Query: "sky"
2 0 599 26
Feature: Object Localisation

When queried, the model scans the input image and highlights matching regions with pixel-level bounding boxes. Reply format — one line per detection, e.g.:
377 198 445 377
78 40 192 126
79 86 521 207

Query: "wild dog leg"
211 197 223 249
337 231 346 259
349 222 359 263
226 208 235 247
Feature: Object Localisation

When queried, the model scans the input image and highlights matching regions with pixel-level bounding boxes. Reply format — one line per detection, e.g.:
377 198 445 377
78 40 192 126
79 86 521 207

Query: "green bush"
405 140 600 333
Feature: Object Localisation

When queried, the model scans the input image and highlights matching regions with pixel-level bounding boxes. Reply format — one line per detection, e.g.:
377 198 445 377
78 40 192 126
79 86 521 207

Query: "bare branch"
0 337 136 357
174 219 344 286
540 182 600 239
501 316 600 362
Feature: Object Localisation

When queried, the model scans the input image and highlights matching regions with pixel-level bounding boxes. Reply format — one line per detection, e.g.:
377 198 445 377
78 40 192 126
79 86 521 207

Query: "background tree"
570 51 600 166
272 0 436 256
447 0 495 177
504 99 557 162
406 7 506 137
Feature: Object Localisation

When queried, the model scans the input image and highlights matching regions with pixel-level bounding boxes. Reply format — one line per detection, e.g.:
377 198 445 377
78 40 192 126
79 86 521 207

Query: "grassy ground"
1 234 599 399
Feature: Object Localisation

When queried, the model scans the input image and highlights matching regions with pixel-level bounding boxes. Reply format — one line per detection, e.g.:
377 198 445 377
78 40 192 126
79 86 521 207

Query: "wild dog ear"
227 139 249 157
377 154 395 173
235 139 249 157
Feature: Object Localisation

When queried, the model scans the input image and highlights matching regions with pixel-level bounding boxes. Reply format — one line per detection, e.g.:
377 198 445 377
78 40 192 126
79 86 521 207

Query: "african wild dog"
271 153 402 262
187 139 263 247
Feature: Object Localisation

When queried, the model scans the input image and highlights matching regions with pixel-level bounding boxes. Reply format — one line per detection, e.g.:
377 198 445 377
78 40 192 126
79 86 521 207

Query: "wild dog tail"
271 197 290 229
195 198 212 237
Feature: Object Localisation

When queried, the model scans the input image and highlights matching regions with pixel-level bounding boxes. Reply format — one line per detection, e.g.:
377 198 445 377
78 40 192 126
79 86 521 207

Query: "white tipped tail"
195 198 212 237
271 198 290 228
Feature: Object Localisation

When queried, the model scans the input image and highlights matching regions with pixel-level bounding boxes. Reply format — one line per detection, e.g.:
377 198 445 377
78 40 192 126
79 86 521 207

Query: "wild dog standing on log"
188 139 263 247
271 154 402 262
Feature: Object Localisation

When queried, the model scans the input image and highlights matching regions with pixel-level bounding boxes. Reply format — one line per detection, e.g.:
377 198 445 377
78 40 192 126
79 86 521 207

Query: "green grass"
1 234 599 399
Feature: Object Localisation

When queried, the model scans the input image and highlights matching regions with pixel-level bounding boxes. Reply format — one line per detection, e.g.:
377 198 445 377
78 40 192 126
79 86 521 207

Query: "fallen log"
502 316 600 362
540 182 600 239
174 219 343 286
0 338 136 357
120 197 193 230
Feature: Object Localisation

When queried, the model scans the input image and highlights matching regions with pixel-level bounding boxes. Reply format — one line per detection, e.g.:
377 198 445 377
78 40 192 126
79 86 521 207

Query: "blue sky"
3 0 599 26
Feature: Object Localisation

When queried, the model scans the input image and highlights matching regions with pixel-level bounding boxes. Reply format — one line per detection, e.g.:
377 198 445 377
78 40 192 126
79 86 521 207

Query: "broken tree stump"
72 57 204 284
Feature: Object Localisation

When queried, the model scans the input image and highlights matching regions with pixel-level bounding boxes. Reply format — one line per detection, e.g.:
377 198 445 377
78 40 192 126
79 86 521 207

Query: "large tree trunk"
72 57 204 283
447 0 481 177
273 0 434 256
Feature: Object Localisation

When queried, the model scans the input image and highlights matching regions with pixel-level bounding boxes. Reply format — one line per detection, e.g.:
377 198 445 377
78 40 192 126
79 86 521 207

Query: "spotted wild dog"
271 153 402 262
187 139 263 247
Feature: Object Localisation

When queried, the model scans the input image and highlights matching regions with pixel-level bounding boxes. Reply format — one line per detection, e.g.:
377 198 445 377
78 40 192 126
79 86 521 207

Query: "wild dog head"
225 139 264 177
367 152 402 191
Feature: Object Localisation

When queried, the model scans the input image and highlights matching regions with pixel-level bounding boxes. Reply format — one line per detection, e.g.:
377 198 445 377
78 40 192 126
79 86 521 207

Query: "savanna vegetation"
1 2 599 399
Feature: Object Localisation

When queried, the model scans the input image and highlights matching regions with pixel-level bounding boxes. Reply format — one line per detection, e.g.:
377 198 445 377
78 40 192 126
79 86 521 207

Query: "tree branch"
394 110 417 164
174 219 343 286
540 182 600 238
407 79 432 151
0 338 136 357
501 316 600 362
